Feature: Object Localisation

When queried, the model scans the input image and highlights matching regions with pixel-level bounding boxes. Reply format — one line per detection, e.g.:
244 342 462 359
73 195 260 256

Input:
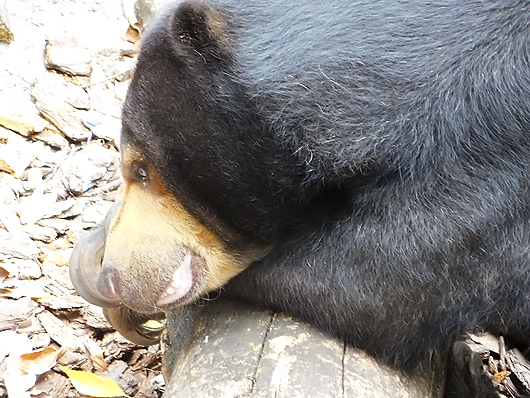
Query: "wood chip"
36 310 84 351
23 224 58 244
0 127 44 178
32 75 91 141
0 229 41 260
0 297 38 331
44 38 93 76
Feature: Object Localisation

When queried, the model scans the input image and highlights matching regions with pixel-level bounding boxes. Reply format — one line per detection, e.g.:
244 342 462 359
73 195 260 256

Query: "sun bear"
69 1 530 396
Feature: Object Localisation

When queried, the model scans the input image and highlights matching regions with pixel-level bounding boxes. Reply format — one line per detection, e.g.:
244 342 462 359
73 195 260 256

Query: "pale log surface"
161 298 446 398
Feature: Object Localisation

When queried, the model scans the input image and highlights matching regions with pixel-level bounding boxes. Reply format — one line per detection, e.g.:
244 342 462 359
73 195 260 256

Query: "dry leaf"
0 264 12 282
19 346 60 375
0 158 15 174
59 365 130 397
83 335 108 371
38 245 73 267
493 370 511 383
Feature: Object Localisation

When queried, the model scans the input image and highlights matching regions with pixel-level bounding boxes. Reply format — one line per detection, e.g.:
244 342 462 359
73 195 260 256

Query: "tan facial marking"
105 144 248 302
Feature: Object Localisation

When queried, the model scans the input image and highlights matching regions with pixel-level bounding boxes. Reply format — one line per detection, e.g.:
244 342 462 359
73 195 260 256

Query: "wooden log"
161 298 446 398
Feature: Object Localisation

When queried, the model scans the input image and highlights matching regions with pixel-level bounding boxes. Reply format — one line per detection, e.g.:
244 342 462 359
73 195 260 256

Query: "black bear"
69 0 530 396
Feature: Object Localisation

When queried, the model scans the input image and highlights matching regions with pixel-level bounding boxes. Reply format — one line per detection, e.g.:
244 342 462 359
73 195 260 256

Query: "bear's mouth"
101 246 206 314
156 251 203 307
69 214 206 313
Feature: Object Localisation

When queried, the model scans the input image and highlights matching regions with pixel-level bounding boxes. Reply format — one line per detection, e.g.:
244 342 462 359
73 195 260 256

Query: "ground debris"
44 38 93 77
0 1 164 397
0 0 13 43
464 333 530 397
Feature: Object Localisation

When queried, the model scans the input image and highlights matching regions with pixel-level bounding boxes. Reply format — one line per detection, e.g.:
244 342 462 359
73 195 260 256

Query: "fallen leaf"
19 346 60 375
83 335 108 371
493 370 511 383
0 159 15 174
59 365 130 397
0 264 12 282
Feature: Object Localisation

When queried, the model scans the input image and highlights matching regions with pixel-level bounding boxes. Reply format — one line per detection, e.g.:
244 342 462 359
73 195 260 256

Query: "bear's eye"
132 163 149 182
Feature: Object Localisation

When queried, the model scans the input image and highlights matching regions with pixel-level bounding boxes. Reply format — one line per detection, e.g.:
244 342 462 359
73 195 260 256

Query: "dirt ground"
0 1 167 396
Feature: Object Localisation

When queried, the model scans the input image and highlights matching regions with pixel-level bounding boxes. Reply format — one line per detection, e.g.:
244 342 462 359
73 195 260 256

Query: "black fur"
122 0 530 395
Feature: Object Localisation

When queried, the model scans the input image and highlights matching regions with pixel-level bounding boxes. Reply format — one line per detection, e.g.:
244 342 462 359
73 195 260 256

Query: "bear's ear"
169 0 230 61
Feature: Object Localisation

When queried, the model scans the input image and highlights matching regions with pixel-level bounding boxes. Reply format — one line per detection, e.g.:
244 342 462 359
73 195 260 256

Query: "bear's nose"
96 265 122 301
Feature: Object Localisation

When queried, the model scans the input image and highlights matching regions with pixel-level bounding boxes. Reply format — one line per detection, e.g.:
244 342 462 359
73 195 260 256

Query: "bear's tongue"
156 253 193 306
